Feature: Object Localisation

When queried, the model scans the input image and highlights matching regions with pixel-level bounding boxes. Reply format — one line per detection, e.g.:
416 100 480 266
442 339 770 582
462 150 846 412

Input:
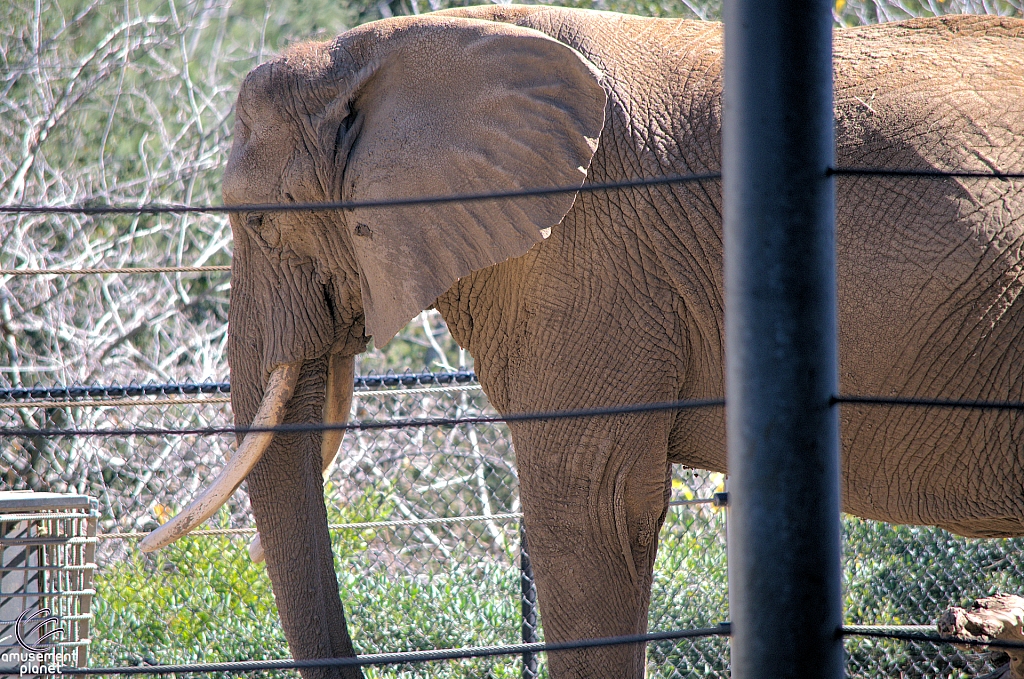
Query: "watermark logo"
1 608 74 676
16 609 64 653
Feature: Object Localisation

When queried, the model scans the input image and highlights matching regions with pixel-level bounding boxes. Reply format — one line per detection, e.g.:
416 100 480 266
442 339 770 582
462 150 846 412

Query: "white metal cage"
0 491 98 674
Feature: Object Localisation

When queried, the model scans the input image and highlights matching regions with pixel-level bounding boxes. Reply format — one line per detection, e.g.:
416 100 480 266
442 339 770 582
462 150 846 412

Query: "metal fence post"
520 524 539 679
722 0 841 674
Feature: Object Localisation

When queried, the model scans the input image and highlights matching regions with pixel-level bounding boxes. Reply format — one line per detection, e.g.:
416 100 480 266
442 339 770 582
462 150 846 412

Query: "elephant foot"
937 594 1024 679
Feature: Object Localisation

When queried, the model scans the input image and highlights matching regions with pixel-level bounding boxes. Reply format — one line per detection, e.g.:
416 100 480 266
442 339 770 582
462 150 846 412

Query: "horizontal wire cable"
0 265 230 275
0 372 478 401
0 173 721 216
829 167 1024 179
48 624 1018 675
98 511 527 540
668 498 717 506
9 391 1024 434
841 625 947 636
834 394 1024 410
0 398 725 438
6 387 1022 416
56 627 731 675
841 625 1024 651
99 499 715 541
0 384 482 409
357 383 482 397
2 166 1019 219
0 396 232 409
0 382 231 401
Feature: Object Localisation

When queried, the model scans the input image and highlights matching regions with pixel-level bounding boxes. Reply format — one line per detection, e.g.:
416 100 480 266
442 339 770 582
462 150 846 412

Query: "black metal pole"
722 0 841 674
520 525 539 679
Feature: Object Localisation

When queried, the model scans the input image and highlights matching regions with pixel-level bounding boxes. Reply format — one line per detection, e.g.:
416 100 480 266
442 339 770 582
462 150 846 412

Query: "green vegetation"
93 510 524 678
93 533 286 671
93 534 526 678
647 504 730 678
91 505 727 678
92 507 1024 678
91 484 393 670
843 519 1024 679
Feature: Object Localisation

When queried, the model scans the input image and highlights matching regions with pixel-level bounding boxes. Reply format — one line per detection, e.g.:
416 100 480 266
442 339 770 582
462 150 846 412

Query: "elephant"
138 6 1024 679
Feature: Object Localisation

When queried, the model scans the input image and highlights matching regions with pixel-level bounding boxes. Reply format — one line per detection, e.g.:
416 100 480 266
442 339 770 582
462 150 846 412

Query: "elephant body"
154 7 1024 678
432 10 1024 674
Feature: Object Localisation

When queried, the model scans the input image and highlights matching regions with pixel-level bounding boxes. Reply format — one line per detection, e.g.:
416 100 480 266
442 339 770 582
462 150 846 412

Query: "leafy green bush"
93 532 286 672
93 539 525 678
647 504 729 678
92 505 1024 678
92 479 526 678
91 502 729 678
843 518 1024 678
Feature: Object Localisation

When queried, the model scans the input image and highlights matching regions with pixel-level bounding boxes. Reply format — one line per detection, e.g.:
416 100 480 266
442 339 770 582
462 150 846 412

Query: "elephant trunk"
248 352 355 562
140 348 360 678
242 353 362 679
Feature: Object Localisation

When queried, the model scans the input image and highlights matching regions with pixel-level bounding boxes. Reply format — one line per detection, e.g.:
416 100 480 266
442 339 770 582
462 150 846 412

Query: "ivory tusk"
140 362 301 553
248 532 266 562
321 352 356 475
249 353 356 563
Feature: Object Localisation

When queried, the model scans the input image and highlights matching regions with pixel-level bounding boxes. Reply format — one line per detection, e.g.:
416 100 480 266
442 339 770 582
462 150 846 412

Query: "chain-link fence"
1 377 727 678
4 376 1024 677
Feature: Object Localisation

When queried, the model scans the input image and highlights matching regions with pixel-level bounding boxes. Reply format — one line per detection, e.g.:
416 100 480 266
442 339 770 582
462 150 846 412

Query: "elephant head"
140 14 607 675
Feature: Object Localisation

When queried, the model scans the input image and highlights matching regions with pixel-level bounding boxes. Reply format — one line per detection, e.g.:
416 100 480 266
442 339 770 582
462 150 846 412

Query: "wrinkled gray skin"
217 7 1024 678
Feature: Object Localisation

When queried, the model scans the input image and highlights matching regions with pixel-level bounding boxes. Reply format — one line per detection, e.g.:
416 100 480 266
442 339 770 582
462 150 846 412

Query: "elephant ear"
326 18 607 344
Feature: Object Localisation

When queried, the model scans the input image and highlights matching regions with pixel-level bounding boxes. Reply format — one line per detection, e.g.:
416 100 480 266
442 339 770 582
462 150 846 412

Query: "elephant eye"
246 211 280 247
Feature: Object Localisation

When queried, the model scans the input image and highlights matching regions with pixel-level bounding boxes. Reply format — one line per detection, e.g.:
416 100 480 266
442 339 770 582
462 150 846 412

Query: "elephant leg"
513 413 672 679
938 595 1024 679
